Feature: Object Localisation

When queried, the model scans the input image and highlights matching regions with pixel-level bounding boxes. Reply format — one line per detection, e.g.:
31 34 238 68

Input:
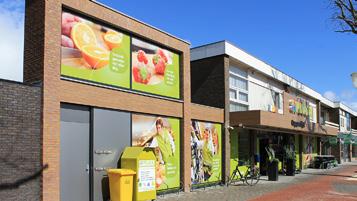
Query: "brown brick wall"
0 79 42 201
23 0 192 199
191 56 226 108
191 103 224 123
23 0 45 84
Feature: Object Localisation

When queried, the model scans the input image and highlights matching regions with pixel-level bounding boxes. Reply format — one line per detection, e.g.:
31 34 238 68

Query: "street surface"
158 161 357 201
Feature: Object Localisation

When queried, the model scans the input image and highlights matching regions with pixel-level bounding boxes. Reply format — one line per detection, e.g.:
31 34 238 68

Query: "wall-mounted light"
352 72 357 88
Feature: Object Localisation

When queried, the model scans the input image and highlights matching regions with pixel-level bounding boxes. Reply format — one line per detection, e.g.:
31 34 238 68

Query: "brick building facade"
0 79 42 201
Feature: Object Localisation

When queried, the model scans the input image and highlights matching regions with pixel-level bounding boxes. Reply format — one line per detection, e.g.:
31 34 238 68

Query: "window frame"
229 67 249 108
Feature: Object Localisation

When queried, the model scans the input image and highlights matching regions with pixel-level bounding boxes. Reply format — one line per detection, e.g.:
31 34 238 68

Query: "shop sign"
60 11 180 99
131 114 180 190
191 121 222 185
291 120 305 128
289 98 313 117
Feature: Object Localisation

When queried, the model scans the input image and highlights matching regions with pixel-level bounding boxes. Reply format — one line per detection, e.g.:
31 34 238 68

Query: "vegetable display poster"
191 121 222 184
132 114 180 191
131 38 180 99
61 11 130 88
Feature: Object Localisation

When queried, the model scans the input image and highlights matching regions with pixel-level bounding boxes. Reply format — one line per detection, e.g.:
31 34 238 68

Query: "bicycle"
227 159 260 186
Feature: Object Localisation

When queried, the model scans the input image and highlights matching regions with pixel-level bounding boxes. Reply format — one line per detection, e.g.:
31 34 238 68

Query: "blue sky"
0 0 356 109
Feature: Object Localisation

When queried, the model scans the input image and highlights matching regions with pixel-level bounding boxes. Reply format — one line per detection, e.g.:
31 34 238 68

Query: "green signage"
131 38 180 99
191 121 222 184
131 114 180 191
61 12 130 88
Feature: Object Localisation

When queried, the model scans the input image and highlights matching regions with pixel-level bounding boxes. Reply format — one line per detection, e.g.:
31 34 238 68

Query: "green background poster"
61 11 130 88
131 38 180 99
191 121 222 184
132 114 180 191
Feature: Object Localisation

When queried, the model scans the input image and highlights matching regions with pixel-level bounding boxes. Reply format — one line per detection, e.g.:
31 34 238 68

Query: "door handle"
86 164 90 173
95 150 113 154
94 167 106 172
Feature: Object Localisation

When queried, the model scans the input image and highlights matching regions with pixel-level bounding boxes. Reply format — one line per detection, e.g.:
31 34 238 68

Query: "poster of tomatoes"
60 11 130 88
131 38 180 99
132 114 180 191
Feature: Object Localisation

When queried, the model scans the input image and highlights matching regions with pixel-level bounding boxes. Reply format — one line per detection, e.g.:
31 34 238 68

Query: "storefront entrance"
60 104 131 201
342 143 350 162
60 104 90 201
257 133 296 175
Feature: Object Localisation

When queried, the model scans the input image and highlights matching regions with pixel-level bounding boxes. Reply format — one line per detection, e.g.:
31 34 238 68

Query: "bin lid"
107 169 136 175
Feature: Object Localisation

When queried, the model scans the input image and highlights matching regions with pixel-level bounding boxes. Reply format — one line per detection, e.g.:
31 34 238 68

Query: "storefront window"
238 129 250 162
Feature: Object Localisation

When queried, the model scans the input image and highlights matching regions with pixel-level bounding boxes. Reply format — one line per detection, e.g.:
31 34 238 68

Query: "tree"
333 0 357 34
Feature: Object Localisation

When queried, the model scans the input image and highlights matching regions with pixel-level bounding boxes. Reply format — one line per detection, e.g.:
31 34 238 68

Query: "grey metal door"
60 104 90 201
92 108 131 201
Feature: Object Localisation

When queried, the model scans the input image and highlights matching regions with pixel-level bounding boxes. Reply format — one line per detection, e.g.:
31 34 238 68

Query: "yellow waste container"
107 169 136 201
121 147 157 201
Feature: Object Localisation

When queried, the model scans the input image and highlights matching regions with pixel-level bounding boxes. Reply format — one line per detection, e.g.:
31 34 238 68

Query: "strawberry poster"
60 11 130 88
132 114 180 191
131 38 180 99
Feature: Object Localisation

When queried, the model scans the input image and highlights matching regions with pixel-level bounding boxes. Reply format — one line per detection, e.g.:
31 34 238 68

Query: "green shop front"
229 110 339 178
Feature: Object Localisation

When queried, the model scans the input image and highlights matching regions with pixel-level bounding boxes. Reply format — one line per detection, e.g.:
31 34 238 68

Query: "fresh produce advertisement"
61 11 130 88
131 38 180 99
191 121 222 184
132 114 180 191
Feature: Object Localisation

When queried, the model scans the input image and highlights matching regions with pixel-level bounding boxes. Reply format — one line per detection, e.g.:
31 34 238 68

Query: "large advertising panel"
61 12 131 88
61 11 181 99
191 121 222 184
132 114 180 191
131 38 180 99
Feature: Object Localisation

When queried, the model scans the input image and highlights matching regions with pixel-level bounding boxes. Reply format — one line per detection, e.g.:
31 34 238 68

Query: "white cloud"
323 91 339 102
0 0 25 82
324 90 357 111
340 90 356 100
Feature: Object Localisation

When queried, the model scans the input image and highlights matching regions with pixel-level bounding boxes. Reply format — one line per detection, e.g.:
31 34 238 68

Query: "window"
229 66 249 111
309 103 317 123
229 89 237 100
272 92 283 114
239 92 248 102
229 76 248 90
340 117 345 128
230 66 248 78
346 113 351 131
230 102 248 112
321 110 329 124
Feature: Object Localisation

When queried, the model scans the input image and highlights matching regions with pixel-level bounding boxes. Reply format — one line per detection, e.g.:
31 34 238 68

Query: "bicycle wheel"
245 166 260 186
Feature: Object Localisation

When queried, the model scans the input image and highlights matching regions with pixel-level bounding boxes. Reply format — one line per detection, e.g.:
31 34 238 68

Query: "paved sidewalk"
157 161 357 201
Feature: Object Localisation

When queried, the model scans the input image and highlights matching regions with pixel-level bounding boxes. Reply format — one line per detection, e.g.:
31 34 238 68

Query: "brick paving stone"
157 161 357 201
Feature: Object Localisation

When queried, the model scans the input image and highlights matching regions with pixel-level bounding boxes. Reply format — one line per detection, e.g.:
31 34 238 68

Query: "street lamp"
352 72 357 88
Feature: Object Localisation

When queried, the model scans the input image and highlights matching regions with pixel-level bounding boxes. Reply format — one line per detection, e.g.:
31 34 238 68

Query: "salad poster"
131 38 180 99
61 11 130 88
60 11 181 99
132 114 180 191
191 121 222 184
